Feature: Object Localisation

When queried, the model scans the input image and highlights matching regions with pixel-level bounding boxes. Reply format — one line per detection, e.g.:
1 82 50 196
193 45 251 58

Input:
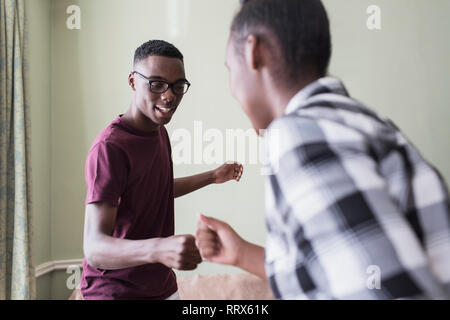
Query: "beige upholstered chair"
69 273 274 300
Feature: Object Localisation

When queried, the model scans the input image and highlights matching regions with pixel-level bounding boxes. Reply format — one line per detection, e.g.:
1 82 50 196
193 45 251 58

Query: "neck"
123 101 160 133
269 74 321 119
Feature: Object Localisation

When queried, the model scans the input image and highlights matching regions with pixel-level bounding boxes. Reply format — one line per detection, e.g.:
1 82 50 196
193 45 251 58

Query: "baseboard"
35 258 84 278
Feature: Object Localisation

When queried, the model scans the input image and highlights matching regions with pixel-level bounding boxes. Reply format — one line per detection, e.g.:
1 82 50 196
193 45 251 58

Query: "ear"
244 34 261 71
128 72 136 91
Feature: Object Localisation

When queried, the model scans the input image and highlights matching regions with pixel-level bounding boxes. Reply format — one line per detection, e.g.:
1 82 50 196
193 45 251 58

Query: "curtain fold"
0 0 35 300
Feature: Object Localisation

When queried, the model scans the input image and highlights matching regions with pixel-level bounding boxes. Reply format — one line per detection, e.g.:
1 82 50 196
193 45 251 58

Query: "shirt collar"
284 77 349 115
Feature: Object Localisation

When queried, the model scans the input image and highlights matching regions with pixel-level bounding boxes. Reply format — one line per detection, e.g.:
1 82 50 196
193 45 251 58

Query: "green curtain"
0 0 35 300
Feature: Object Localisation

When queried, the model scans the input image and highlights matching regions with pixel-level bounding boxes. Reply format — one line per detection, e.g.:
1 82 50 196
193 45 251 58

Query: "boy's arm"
195 214 267 279
174 162 243 198
83 202 202 270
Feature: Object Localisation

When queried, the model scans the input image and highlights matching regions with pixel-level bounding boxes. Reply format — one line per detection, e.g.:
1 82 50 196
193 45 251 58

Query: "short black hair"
133 40 184 66
232 0 331 81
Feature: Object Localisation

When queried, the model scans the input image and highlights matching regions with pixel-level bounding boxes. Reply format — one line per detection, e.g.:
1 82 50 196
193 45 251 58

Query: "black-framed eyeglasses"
132 71 191 95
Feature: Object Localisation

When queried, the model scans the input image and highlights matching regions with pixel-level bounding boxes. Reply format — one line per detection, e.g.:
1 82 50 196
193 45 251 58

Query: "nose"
161 87 176 103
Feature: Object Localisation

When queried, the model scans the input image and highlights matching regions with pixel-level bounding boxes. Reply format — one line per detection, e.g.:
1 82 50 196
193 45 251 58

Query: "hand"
154 235 202 270
213 161 243 184
195 214 245 266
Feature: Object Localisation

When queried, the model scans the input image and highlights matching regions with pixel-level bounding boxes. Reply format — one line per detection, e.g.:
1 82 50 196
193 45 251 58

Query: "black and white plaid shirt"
263 77 450 299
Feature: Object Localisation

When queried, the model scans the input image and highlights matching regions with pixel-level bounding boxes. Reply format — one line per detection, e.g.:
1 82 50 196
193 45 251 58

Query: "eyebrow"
147 75 188 82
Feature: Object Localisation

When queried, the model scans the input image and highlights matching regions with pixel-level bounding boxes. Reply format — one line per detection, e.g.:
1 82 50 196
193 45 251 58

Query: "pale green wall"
323 0 450 185
27 0 52 266
29 0 450 299
26 0 52 300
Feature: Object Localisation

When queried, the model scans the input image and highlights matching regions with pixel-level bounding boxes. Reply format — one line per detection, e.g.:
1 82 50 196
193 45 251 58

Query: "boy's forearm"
174 171 215 198
236 241 267 279
84 235 161 270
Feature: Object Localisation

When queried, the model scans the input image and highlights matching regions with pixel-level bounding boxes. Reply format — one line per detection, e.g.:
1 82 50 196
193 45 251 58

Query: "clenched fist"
213 161 244 184
195 214 244 266
154 234 202 270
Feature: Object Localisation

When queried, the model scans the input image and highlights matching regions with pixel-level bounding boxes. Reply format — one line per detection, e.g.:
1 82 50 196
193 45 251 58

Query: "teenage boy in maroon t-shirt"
80 40 243 300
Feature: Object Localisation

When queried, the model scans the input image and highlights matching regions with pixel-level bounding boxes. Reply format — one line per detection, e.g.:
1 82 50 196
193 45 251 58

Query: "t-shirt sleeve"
84 141 128 206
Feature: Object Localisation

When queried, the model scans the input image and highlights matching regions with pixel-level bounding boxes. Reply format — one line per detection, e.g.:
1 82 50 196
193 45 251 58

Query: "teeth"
157 106 172 114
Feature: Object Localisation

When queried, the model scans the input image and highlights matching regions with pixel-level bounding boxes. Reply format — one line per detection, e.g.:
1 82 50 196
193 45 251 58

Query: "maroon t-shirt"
80 115 177 300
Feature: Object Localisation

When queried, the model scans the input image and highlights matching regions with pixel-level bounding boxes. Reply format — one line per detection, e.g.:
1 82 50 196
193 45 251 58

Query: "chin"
252 124 264 136
158 117 173 125
147 114 169 126
249 114 272 136
144 108 173 126
155 112 175 126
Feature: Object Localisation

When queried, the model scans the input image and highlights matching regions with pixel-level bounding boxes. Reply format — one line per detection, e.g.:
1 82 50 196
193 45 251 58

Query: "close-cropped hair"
232 0 332 80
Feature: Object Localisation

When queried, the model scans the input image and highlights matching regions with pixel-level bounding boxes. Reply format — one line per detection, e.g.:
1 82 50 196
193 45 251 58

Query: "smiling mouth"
155 105 177 115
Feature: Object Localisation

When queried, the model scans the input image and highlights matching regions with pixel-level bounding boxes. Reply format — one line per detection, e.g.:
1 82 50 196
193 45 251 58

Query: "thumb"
198 214 224 232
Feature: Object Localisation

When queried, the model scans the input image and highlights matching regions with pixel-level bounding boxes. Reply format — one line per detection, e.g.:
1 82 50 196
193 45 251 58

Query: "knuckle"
179 236 188 244
181 235 193 244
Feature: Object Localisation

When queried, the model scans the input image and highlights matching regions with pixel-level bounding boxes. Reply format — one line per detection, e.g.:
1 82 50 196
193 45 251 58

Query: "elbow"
83 241 101 269
84 254 97 269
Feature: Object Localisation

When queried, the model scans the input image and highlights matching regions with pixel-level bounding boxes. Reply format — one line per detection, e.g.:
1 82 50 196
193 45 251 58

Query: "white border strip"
35 258 84 278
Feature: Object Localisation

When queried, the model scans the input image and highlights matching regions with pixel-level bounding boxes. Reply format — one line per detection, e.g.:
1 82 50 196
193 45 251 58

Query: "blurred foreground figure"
196 0 450 299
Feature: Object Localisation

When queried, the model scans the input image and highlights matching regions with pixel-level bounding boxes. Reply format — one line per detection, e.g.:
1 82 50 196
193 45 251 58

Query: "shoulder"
266 111 358 151
87 125 128 162
265 110 374 168
91 118 134 149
